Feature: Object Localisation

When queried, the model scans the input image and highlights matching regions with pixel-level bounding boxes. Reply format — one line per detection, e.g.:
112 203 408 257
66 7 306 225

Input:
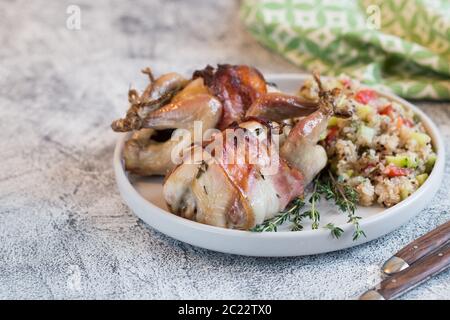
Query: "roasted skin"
193 64 268 130
120 77 222 175
164 119 305 229
112 65 270 176
163 74 348 229
111 68 188 132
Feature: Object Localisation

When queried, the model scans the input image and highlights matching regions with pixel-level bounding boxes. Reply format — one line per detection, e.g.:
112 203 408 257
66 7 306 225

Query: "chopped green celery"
410 132 431 146
385 155 417 168
356 104 373 121
328 116 347 128
357 125 375 144
416 173 429 186
340 170 353 181
425 154 437 173
400 187 411 200
328 116 339 127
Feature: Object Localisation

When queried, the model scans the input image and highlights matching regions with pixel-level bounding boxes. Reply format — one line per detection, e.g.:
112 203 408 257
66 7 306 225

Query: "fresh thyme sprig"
303 177 321 229
290 201 310 231
251 198 305 232
324 223 344 239
251 168 365 241
290 217 304 231
326 170 366 241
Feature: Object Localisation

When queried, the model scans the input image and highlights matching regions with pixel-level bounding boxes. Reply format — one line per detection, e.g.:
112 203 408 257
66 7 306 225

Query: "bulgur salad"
298 75 437 208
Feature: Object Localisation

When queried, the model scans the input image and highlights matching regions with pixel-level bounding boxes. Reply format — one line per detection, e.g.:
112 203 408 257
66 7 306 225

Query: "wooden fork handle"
383 221 450 275
361 242 450 300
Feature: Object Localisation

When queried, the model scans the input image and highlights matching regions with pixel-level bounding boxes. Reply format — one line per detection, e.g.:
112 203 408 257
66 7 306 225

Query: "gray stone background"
0 0 449 299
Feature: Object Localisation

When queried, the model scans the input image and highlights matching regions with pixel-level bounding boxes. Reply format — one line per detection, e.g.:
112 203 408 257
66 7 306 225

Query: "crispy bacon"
202 123 304 228
194 64 267 130
163 71 343 230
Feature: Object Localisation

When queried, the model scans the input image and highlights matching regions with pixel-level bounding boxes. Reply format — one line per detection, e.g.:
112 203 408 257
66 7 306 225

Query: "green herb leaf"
251 197 305 232
324 223 344 239
251 168 365 241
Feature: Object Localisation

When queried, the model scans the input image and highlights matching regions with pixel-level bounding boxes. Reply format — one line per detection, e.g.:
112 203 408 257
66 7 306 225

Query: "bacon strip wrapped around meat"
193 64 268 130
163 75 346 229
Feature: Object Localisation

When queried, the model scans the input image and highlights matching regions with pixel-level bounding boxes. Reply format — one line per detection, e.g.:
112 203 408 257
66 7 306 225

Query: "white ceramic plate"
114 74 445 256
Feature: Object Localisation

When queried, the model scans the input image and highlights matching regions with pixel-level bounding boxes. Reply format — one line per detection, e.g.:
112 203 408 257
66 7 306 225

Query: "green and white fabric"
241 0 450 100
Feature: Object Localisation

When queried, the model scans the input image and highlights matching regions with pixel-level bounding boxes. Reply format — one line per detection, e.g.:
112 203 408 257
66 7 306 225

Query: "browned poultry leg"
122 78 223 176
111 70 188 132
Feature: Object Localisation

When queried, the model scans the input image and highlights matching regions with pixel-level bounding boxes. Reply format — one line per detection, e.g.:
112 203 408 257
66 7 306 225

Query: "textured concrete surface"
0 0 449 300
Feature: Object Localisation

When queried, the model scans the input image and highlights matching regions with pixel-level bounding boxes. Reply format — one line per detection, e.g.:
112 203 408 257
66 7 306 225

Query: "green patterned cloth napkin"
241 0 450 100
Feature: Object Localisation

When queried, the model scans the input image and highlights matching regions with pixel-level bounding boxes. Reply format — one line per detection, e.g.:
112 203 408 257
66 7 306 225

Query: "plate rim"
113 74 445 242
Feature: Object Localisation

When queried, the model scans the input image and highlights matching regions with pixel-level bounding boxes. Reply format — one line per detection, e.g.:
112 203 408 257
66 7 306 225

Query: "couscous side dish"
298 75 436 207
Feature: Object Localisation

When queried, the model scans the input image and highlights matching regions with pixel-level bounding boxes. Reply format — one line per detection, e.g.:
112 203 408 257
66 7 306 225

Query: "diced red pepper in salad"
403 118 414 127
396 117 403 129
384 165 410 177
379 104 393 116
396 116 414 129
354 89 377 104
326 126 339 143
